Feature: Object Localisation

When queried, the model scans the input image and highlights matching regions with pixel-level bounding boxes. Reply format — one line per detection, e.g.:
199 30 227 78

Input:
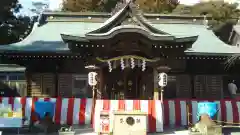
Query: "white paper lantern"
158 72 167 87
88 72 97 86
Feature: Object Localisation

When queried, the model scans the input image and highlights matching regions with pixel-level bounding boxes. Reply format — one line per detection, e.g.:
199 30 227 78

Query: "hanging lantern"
107 60 112 72
120 58 125 70
158 72 167 87
142 60 146 71
88 72 97 86
130 58 135 69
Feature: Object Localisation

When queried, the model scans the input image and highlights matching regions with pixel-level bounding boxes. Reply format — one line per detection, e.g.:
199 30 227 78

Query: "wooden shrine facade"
0 1 239 99
0 52 238 99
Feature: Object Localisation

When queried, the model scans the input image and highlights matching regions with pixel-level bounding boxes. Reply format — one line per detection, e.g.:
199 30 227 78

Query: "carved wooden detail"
113 40 140 51
103 67 153 99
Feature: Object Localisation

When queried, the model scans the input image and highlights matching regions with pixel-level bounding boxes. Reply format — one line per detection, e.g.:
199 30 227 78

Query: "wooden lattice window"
72 75 88 98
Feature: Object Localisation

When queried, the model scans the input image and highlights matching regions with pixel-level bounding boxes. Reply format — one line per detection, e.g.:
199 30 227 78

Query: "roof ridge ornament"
85 0 172 36
111 0 133 15
111 1 125 15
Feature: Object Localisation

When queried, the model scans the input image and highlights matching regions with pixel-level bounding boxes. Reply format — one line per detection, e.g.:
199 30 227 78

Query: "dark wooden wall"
23 59 91 97
2 55 240 99
163 59 240 99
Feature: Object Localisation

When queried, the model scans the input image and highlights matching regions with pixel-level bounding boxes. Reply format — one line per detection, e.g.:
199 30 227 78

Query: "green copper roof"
153 24 240 55
0 21 239 55
0 22 101 52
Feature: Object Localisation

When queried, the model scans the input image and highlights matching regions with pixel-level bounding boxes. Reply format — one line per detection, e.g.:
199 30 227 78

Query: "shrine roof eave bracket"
61 31 198 43
61 34 90 43
85 25 177 40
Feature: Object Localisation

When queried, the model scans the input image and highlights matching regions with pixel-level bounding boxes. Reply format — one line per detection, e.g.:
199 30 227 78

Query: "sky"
18 0 201 16
18 0 240 16
18 0 63 16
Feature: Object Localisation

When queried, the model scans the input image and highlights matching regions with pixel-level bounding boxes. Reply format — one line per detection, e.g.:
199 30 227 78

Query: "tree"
62 0 104 12
99 0 118 12
0 16 32 44
0 0 32 44
136 0 179 13
173 1 240 43
0 0 22 22
62 0 179 13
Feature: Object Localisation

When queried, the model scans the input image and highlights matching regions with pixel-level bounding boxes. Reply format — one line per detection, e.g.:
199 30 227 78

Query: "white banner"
0 117 22 127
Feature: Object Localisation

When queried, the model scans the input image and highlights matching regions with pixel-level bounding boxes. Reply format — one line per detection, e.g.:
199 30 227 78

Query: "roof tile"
0 22 239 55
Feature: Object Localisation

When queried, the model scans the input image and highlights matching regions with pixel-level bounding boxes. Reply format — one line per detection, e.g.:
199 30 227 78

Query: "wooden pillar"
97 68 103 99
123 70 127 99
55 64 59 97
153 68 159 100
25 66 32 97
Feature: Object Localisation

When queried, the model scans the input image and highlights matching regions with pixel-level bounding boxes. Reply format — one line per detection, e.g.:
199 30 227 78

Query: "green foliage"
173 1 240 43
0 16 32 44
136 0 179 13
0 0 32 44
173 1 240 28
62 0 105 12
0 0 22 22
62 0 179 13
99 0 118 12
172 4 192 14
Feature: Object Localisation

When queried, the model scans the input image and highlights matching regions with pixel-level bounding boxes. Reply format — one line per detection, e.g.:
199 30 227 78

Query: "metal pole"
92 85 96 101
91 85 96 126
160 87 164 103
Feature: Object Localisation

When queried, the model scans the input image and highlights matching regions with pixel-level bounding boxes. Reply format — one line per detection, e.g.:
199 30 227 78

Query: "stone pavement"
1 126 240 135
0 126 189 135
0 129 190 135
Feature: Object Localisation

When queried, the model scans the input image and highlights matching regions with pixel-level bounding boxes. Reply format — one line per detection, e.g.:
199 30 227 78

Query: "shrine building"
0 1 240 99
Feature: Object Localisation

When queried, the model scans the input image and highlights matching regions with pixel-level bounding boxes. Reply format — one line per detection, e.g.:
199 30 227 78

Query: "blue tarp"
197 102 218 120
34 101 55 119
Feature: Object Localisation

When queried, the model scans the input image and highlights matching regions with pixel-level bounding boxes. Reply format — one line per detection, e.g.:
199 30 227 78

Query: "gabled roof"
0 22 100 52
61 0 197 43
0 11 239 55
86 0 168 35
155 24 240 55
